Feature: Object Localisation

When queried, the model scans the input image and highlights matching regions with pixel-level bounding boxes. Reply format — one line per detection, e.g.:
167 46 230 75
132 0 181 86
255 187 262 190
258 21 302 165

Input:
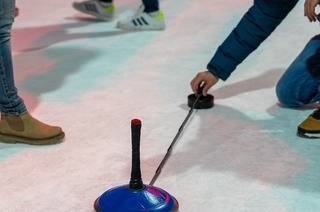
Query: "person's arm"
191 0 299 95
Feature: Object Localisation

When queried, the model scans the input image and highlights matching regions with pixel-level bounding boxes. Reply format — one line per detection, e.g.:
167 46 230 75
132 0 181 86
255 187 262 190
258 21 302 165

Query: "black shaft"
129 119 144 190
149 94 201 186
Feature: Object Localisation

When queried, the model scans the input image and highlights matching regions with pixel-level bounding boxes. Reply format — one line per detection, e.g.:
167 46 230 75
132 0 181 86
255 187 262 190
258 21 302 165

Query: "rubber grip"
129 119 144 190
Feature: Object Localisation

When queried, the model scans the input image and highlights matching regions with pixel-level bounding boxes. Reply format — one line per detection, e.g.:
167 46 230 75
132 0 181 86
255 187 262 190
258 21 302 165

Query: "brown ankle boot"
0 113 65 145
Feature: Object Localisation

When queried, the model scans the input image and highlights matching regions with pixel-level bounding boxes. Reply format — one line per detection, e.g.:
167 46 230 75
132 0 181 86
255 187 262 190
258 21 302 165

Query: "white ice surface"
1 0 320 211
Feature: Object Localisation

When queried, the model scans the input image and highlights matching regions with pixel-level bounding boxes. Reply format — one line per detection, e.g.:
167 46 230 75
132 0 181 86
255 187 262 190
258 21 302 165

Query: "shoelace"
311 108 320 119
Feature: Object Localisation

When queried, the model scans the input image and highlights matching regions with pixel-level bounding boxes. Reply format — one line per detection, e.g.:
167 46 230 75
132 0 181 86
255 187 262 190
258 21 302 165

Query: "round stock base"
94 184 179 212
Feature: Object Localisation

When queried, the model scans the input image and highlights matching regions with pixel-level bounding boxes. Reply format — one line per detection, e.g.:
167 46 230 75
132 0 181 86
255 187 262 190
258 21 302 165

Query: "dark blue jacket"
207 0 299 80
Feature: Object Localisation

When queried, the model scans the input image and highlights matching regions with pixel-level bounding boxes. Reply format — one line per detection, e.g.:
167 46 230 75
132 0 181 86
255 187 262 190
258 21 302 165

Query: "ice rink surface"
1 0 320 211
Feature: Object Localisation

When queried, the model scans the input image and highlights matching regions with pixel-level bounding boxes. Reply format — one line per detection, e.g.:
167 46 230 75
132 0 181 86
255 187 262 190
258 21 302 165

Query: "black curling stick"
149 90 202 186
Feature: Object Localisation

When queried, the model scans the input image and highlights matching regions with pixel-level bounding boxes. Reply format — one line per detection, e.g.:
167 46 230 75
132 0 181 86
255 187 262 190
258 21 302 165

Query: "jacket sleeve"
207 0 299 80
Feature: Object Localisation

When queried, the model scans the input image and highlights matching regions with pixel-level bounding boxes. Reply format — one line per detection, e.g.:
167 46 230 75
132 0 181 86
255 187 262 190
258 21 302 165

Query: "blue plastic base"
94 184 179 212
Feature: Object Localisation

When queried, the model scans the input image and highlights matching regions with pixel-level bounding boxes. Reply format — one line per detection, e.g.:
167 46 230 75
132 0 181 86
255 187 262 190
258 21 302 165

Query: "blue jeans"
276 36 320 107
105 0 159 12
142 0 159 13
0 0 27 115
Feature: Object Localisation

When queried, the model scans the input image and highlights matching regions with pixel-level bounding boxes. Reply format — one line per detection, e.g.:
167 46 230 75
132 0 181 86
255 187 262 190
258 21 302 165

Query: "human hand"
304 0 319 22
190 71 219 96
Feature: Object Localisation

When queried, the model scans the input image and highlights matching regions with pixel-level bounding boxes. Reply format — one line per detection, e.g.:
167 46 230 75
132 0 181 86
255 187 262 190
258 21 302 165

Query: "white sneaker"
73 0 115 21
117 5 165 30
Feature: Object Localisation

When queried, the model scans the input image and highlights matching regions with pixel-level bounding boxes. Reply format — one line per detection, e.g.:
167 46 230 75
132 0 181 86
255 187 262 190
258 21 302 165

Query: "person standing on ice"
72 0 165 30
0 0 65 145
190 0 320 138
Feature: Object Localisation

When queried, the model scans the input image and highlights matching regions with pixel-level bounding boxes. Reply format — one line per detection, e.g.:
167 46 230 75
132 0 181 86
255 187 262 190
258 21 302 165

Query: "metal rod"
149 94 201 186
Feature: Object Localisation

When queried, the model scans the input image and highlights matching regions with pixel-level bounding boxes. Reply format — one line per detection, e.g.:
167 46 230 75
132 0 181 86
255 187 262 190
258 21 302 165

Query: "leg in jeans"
0 0 65 145
276 36 320 107
276 35 320 138
0 0 27 115
142 0 159 13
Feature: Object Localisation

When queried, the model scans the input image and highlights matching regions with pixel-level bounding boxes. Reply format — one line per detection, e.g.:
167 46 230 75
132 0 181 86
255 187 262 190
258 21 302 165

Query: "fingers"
202 83 211 96
304 0 318 22
190 71 219 96
190 72 204 94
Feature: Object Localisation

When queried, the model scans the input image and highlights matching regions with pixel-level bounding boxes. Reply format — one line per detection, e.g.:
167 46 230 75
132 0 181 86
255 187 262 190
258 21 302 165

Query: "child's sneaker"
73 0 115 21
117 5 165 30
297 108 320 138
